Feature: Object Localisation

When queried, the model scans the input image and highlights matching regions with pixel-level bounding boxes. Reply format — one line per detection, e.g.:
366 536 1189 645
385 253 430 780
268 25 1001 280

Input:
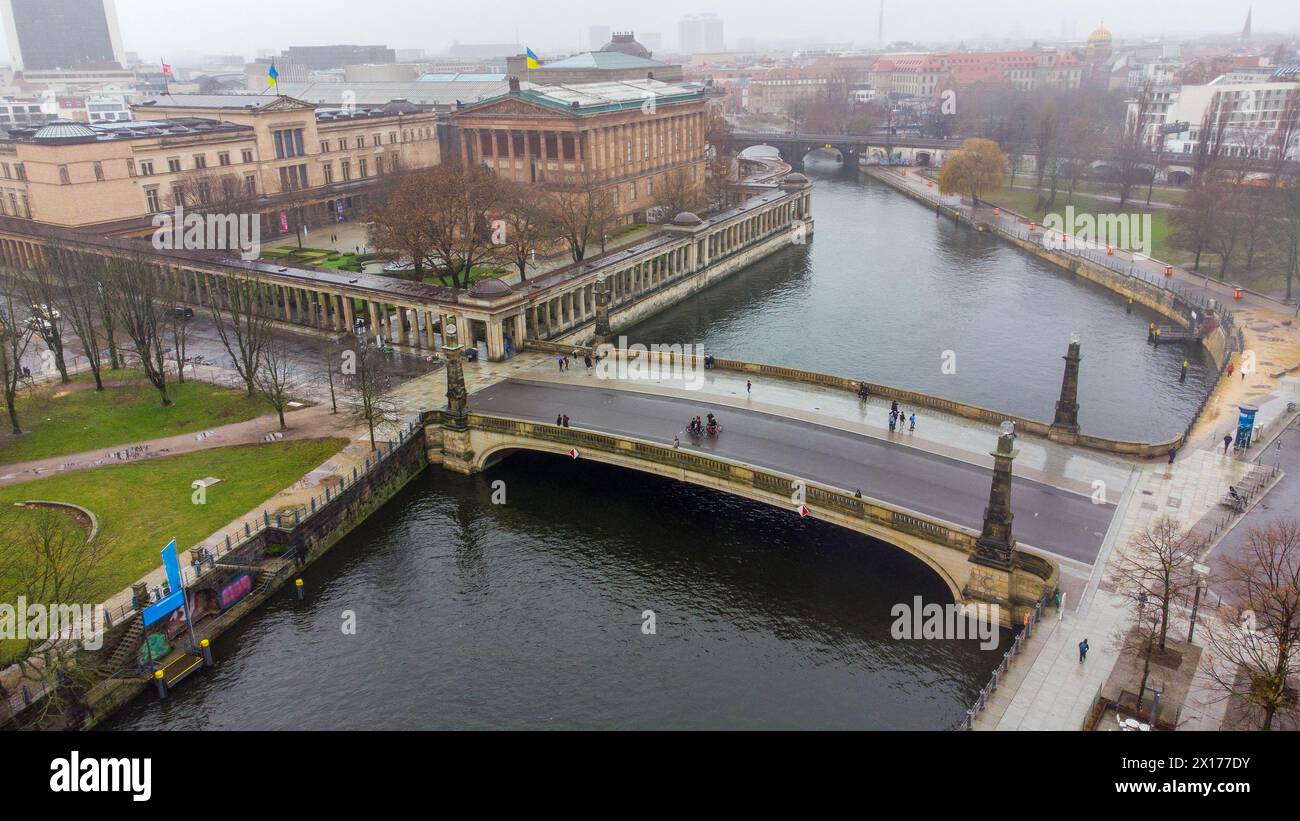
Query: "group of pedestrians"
887 400 916 433
554 414 570 427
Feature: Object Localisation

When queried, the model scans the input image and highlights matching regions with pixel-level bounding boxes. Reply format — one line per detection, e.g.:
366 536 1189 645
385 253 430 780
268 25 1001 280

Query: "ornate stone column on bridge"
592 272 612 348
1049 335 1082 444
973 423 1018 573
442 314 469 432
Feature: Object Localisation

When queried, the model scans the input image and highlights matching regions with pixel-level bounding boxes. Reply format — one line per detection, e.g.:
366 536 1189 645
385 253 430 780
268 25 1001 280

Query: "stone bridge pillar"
592 272 612 348
1049 336 1082 444
442 314 468 431
439 313 474 474
965 425 1019 613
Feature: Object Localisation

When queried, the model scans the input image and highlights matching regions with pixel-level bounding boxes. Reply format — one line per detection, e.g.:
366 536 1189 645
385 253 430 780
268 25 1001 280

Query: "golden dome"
1088 23 1112 44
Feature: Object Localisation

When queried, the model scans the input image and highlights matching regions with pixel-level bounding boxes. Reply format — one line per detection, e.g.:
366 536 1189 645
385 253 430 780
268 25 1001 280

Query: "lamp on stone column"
442 314 468 430
973 420 1018 571
593 272 612 348
1050 333 1082 441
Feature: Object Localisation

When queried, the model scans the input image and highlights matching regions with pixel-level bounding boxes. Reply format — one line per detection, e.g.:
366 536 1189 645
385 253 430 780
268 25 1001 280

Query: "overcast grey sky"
5 0 1298 63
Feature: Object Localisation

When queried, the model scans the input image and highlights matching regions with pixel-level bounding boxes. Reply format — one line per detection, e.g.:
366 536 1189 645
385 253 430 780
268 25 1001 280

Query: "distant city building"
1138 78 1300 163
453 77 708 224
0 93 441 228
447 43 522 61
344 63 425 83
244 58 308 91
283 45 396 71
0 0 125 71
870 49 1080 103
679 14 725 54
506 34 682 84
1085 22 1113 63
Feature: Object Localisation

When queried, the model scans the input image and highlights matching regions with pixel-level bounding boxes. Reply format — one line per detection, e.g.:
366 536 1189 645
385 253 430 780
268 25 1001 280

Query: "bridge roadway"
471 378 1116 565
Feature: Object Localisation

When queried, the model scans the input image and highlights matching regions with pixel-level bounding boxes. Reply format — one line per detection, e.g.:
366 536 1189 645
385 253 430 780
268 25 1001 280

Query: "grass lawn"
0 437 348 664
0 370 271 467
981 188 1190 266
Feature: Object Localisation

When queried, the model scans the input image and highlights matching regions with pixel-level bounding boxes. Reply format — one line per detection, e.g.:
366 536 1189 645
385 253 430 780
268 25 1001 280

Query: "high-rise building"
283 45 396 70
588 26 611 51
678 14 724 54
0 0 125 71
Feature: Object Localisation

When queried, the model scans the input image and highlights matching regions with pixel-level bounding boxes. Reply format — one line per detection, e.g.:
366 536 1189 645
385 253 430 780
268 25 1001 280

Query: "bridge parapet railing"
568 345 1180 458
466 412 987 558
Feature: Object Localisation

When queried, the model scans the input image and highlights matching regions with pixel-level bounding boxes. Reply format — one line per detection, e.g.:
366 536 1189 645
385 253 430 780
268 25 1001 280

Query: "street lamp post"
1188 562 1211 643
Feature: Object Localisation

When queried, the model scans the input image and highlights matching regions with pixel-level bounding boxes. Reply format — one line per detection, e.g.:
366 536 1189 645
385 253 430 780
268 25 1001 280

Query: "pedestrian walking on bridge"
1078 638 1089 663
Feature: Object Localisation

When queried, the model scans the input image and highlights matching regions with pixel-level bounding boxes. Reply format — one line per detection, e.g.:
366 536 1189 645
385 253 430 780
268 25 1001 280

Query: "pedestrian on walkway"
584 354 592 371
672 436 680 450
746 379 752 396
890 400 899 415
562 415 570 428
1167 446 1177 465
1223 434 1232 454
557 355 565 372
556 414 563 426
909 413 916 432
1078 638 1089 663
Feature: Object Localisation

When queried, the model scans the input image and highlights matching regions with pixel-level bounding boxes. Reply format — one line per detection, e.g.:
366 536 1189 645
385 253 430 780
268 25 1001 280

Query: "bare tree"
256 338 299 430
0 289 34 434
47 249 107 391
495 184 549 283
106 254 170 407
545 168 618 263
369 165 507 288
1203 520 1300 731
209 274 269 397
1111 586 1168 718
653 167 706 222
1115 82 1156 208
22 251 71 384
1033 98 1059 193
167 307 190 384
0 506 110 726
1111 516 1204 651
349 344 396 451
320 341 340 414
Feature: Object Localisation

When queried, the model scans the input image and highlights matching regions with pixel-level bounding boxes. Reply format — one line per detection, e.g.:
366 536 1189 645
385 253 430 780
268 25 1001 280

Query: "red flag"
161 62 173 78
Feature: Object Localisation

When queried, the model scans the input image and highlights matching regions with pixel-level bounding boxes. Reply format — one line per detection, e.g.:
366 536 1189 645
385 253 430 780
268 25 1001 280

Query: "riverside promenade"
865 164 1300 729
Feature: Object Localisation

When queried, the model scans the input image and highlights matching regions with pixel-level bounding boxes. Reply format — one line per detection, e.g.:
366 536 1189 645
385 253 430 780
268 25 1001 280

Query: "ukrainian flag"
267 61 279 88
525 48 540 70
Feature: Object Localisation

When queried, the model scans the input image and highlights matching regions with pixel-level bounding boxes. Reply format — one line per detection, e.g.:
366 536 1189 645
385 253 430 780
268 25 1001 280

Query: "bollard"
154 668 168 699
200 638 213 666
295 578 305 600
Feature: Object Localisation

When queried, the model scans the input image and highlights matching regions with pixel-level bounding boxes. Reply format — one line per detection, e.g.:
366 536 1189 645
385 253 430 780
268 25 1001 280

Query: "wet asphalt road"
471 378 1116 564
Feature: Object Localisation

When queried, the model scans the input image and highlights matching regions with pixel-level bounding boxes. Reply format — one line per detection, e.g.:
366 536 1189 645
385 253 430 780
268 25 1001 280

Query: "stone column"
1049 337 1082 442
593 272 612 348
973 426 1018 571
442 314 468 430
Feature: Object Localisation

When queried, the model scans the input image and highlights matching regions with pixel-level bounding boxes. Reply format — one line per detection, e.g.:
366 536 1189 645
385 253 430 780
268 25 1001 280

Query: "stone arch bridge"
426 380 1073 628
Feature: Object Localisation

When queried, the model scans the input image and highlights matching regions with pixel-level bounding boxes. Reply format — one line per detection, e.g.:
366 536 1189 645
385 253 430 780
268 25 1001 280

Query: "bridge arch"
473 436 971 607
